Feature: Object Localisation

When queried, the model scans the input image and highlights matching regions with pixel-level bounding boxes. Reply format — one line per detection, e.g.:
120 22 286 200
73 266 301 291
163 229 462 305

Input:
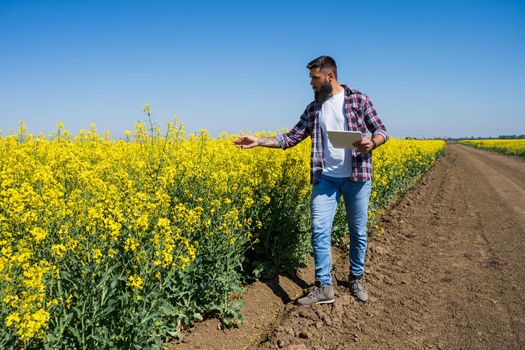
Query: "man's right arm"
233 107 312 150
257 137 280 148
233 135 280 149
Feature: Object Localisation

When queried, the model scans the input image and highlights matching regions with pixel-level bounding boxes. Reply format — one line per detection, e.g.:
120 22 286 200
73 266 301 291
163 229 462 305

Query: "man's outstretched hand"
234 135 258 149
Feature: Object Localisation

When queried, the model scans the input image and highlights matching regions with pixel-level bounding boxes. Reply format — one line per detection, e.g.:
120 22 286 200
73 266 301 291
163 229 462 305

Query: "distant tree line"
495 134 525 139
446 134 525 141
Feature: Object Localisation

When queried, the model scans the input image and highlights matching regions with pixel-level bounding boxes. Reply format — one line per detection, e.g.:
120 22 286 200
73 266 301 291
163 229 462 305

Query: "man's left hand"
353 138 374 153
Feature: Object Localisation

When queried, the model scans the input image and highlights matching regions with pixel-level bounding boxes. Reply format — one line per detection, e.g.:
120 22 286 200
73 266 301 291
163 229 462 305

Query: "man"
234 56 388 305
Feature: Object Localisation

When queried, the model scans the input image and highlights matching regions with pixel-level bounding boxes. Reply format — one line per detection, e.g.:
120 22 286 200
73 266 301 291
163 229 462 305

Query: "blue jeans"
311 174 372 285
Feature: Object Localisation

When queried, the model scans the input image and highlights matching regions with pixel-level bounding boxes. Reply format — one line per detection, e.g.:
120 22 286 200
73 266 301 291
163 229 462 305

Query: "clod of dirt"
297 331 310 339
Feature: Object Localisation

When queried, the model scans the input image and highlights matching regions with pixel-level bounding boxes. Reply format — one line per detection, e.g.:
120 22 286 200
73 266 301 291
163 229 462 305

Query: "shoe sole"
296 298 335 307
352 295 368 304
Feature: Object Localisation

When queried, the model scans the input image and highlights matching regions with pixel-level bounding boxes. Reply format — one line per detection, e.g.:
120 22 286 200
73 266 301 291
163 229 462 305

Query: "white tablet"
327 130 363 149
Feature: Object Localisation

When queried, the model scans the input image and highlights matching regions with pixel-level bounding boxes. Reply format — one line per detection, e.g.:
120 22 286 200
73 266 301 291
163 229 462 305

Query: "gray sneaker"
296 283 335 306
349 274 368 303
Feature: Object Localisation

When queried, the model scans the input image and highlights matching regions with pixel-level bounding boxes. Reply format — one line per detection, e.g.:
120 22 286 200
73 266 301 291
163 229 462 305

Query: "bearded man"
234 55 388 305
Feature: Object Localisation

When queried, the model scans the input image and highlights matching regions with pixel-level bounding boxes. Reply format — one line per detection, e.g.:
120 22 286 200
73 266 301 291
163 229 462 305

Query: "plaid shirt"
275 85 388 184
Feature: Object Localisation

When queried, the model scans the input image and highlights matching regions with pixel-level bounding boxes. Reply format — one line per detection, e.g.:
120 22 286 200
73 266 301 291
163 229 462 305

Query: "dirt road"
174 144 525 350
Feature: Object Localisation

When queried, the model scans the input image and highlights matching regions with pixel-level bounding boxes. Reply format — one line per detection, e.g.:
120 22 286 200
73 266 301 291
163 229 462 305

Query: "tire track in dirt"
172 144 525 350
454 144 525 226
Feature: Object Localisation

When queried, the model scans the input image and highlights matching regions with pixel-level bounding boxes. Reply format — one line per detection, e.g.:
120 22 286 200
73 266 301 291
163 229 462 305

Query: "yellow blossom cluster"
459 139 525 157
371 138 446 207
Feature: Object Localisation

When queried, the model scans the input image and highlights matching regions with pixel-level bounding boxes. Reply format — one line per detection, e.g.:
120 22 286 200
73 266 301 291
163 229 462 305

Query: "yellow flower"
52 244 67 258
65 294 73 309
29 227 47 243
46 298 59 307
127 275 144 290
5 312 20 327
18 120 27 134
92 248 103 262
243 197 254 209
124 236 139 252
108 248 116 258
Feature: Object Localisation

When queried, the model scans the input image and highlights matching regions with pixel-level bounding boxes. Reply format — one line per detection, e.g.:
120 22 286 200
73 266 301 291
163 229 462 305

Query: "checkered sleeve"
363 95 388 142
275 109 311 149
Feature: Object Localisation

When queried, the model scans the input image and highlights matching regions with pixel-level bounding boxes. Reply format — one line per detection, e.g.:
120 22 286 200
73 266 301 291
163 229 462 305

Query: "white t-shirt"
319 89 352 177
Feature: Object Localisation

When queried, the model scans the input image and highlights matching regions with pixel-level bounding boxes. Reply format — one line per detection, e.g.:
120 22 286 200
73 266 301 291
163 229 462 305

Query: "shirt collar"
341 84 353 96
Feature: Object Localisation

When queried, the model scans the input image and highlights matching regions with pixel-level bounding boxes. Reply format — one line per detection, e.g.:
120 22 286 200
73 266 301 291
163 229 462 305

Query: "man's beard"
314 81 333 104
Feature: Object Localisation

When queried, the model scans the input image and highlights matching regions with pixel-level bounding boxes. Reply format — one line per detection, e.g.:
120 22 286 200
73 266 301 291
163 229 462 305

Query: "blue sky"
1 0 524 138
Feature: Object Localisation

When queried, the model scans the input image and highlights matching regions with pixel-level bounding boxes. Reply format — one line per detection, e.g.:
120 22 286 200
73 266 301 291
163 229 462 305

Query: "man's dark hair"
307 56 338 79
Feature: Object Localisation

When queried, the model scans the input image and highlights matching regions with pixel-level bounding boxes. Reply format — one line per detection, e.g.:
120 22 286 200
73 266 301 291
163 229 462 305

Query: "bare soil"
172 144 525 350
